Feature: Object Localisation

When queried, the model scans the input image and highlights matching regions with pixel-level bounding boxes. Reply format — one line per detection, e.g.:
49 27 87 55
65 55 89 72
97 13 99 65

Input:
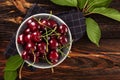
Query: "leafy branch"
4 55 24 80
51 0 120 46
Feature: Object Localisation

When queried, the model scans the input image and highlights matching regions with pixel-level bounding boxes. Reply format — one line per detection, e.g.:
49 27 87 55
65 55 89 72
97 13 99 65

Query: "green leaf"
4 71 17 80
91 7 120 22
4 55 23 71
51 0 77 7
86 18 101 46
87 0 112 12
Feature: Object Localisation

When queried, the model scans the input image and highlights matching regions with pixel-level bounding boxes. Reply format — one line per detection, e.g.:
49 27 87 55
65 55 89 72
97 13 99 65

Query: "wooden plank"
0 39 120 79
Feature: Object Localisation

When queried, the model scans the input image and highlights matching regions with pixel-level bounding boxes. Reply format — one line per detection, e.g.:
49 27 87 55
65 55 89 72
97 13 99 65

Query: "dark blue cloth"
4 4 86 70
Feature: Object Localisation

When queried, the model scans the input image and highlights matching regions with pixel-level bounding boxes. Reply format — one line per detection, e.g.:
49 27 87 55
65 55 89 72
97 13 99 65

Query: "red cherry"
58 35 68 45
35 52 40 63
31 31 42 42
40 19 50 29
58 24 68 34
35 51 44 57
22 50 29 60
17 34 24 45
26 18 34 25
24 28 31 34
48 19 57 28
28 22 38 32
37 42 47 54
25 42 35 51
49 50 59 63
49 38 58 49
24 34 32 43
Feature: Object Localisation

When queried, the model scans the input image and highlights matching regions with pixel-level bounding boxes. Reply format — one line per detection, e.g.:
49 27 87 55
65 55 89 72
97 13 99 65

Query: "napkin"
4 4 86 70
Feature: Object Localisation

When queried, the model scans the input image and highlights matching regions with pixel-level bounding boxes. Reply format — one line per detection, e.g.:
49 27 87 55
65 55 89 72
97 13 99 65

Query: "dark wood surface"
0 0 120 80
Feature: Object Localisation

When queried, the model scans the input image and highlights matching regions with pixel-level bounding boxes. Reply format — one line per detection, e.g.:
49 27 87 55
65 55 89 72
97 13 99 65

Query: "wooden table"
0 0 120 80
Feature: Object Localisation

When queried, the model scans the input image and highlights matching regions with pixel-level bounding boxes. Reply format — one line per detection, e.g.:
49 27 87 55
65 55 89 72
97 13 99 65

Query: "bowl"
16 13 72 69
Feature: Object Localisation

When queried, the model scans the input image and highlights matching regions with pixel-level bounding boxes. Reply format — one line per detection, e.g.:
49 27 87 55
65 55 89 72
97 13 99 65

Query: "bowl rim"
16 13 72 69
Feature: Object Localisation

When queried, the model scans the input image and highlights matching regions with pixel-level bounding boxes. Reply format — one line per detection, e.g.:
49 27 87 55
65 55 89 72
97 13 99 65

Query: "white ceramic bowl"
16 13 72 69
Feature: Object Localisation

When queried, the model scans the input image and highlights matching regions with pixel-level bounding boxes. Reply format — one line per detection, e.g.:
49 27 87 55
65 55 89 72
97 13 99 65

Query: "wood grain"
0 0 120 80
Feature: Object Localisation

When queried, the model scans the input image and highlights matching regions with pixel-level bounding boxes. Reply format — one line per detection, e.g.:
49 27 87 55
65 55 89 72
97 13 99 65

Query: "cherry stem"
58 42 72 57
47 10 52 20
28 49 36 66
59 43 70 50
58 49 65 57
42 27 57 37
44 54 52 65
45 28 49 52
19 62 25 80
51 67 54 73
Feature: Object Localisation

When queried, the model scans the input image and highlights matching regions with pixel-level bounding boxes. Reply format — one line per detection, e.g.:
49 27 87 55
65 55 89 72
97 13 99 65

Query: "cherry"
58 24 68 34
24 34 32 43
25 42 35 51
40 19 50 29
22 50 29 60
49 38 58 49
24 28 31 34
26 18 34 25
49 50 59 63
58 35 68 45
37 42 47 54
31 31 42 42
28 21 38 32
17 34 24 45
48 19 57 28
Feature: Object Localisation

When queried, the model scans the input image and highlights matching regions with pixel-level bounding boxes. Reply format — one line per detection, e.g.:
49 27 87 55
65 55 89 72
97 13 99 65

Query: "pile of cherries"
17 16 69 65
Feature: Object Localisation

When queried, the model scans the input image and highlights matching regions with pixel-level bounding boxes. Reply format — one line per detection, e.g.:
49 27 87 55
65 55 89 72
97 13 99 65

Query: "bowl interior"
16 13 72 69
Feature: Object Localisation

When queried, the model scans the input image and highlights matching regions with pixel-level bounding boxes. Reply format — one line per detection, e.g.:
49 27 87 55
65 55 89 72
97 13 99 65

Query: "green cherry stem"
44 53 52 65
47 10 52 20
51 67 54 73
28 49 36 66
43 27 57 37
58 49 65 57
19 62 25 80
45 28 49 52
59 43 70 50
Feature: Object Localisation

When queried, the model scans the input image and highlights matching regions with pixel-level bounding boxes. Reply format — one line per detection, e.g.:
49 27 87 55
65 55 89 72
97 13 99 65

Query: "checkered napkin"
4 4 86 57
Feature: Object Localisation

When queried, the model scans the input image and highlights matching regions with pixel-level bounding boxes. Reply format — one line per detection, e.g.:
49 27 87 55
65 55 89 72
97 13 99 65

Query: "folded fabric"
4 3 86 61
4 3 86 71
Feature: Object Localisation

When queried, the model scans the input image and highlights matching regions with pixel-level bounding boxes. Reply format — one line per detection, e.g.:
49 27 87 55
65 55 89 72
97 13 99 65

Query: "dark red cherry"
40 19 50 28
37 42 47 54
58 24 68 34
49 50 59 63
17 34 24 45
22 50 29 60
31 31 42 42
49 38 58 49
24 28 31 34
26 18 34 25
24 34 32 43
58 35 68 45
25 42 35 51
48 19 57 28
28 22 38 32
